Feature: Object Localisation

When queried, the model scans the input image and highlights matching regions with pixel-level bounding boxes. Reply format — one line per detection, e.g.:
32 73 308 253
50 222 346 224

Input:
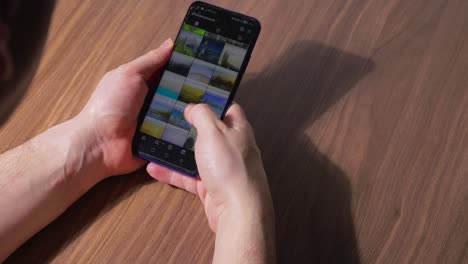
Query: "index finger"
184 104 226 134
223 103 249 130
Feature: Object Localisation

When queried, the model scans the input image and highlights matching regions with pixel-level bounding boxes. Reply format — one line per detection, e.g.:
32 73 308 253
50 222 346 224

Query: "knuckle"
232 103 245 114
115 65 143 83
240 142 261 160
231 103 242 112
116 64 135 76
104 66 144 88
235 119 253 134
148 49 161 57
238 117 251 129
128 76 144 88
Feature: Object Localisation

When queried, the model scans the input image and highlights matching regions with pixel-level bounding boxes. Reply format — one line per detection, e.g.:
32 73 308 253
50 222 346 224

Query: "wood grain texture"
1 0 467 263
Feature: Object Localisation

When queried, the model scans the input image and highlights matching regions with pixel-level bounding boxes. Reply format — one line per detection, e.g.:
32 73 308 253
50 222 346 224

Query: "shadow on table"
237 40 374 263
7 40 374 263
6 169 154 263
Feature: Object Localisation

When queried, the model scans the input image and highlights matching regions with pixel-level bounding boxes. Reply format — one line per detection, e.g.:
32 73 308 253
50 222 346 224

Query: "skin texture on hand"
147 104 276 263
0 37 275 263
0 39 174 261
75 39 174 180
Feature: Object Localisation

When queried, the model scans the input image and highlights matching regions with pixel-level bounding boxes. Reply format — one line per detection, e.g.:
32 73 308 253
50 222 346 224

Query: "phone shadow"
6 41 374 264
238 40 374 263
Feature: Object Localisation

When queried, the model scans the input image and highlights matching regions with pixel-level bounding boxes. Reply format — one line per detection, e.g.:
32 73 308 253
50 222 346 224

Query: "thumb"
126 38 173 80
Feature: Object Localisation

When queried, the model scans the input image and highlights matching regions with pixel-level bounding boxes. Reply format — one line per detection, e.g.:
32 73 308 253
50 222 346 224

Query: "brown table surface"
2 0 467 263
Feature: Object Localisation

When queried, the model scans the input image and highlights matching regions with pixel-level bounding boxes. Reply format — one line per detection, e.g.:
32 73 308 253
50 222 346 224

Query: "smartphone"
132 1 261 177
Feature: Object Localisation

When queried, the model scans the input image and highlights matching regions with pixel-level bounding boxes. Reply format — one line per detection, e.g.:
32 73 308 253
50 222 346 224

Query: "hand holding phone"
133 1 261 176
146 102 275 263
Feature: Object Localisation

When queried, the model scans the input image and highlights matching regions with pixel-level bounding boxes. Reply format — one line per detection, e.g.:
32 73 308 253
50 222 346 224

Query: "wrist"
226 172 274 222
33 117 107 195
65 115 108 184
221 191 274 229
214 189 276 264
0 117 107 257
218 176 275 232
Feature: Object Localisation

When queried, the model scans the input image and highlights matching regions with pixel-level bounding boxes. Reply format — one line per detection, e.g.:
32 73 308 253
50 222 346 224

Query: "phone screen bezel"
133 1 261 177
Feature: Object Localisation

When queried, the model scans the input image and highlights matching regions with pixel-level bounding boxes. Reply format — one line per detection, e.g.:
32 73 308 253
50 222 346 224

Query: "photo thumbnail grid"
141 24 248 149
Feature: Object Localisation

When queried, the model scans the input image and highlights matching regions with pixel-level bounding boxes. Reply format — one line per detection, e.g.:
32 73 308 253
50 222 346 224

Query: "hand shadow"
7 41 374 264
237 41 375 263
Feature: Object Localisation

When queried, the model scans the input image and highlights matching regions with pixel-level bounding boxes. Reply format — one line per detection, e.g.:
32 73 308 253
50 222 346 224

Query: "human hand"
146 103 273 232
73 39 173 180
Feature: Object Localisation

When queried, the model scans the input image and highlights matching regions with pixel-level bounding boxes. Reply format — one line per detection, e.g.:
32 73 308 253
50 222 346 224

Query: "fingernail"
161 38 173 48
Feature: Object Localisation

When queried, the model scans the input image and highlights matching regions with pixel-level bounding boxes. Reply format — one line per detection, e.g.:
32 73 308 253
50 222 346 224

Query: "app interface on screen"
140 24 249 150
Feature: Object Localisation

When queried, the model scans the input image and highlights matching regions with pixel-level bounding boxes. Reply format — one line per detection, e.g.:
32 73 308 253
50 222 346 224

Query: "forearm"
0 118 103 260
213 195 276 264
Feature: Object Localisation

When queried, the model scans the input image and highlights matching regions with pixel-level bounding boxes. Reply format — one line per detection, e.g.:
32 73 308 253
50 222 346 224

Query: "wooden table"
2 0 467 263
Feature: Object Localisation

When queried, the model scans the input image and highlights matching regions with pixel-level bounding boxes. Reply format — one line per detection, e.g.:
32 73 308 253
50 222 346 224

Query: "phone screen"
134 2 260 176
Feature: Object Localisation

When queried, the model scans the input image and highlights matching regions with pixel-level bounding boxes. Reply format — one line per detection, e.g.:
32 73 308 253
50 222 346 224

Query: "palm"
80 68 149 176
96 114 144 175
75 39 174 178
